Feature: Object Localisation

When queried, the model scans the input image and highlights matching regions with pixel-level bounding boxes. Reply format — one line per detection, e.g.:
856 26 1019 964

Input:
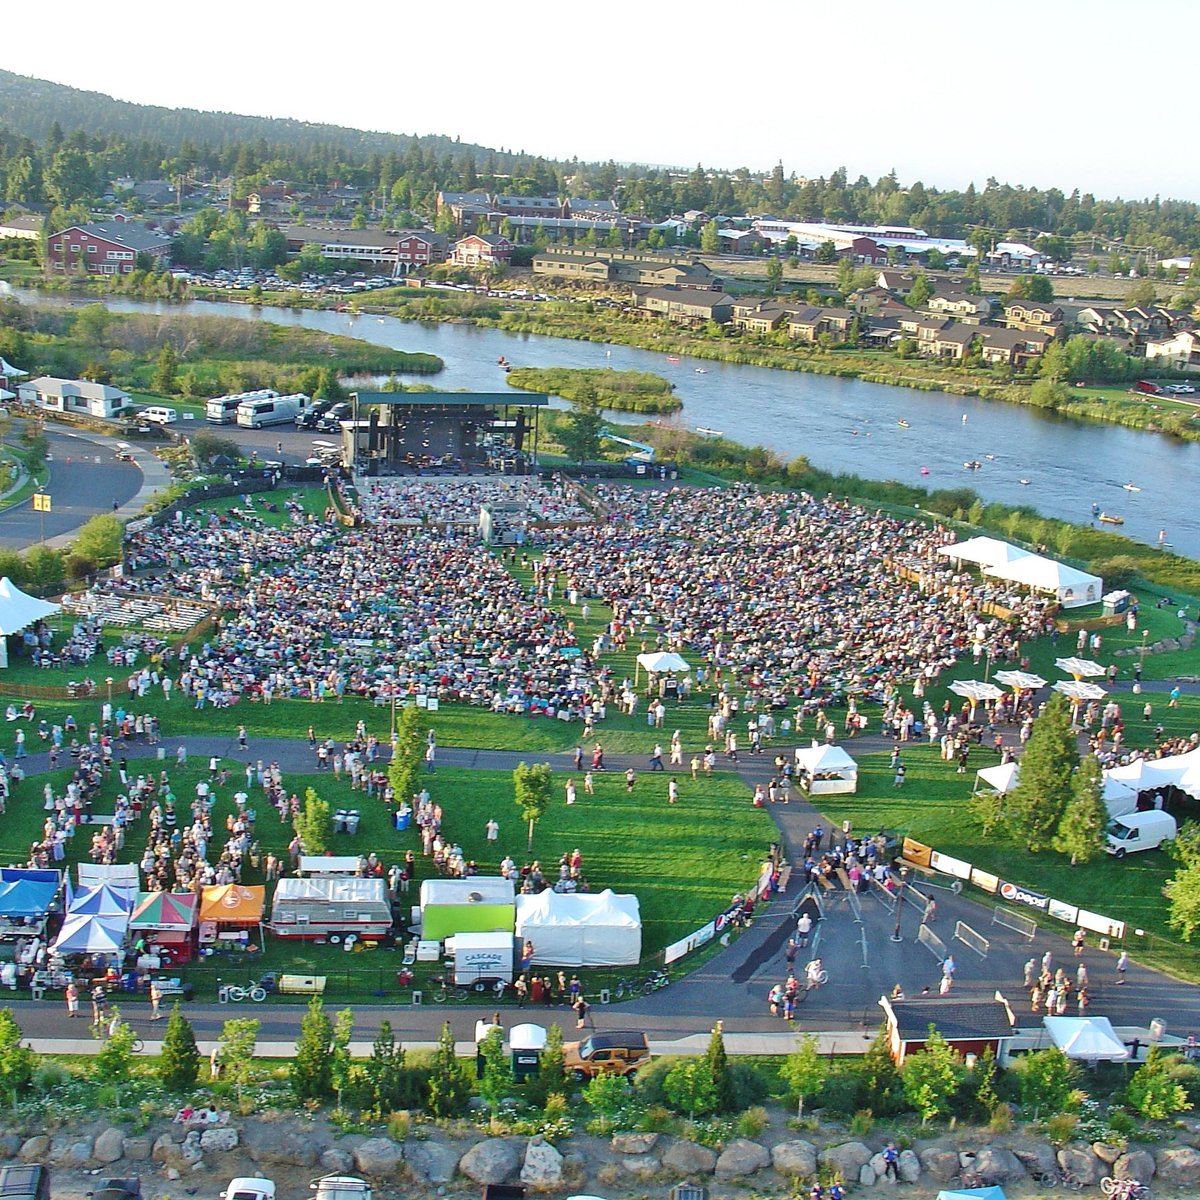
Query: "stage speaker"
513 412 526 451
368 409 380 451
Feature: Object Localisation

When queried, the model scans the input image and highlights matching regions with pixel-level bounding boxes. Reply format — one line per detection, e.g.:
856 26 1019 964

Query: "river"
8 287 1198 558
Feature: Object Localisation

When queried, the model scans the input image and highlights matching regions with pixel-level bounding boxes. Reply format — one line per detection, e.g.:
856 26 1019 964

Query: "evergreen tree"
330 1008 355 1107
556 384 603 466
293 787 331 855
152 343 179 395
1165 822 1200 941
93 1010 137 1106
217 1018 259 1106
477 1026 514 1111
1053 755 1108 865
704 1021 735 1113
1127 1047 1192 1119
364 1020 406 1113
907 272 932 309
291 997 333 1101
765 256 783 294
1007 694 1079 851
426 1022 471 1118
387 703 424 810
158 1002 200 1092
0 1009 35 1107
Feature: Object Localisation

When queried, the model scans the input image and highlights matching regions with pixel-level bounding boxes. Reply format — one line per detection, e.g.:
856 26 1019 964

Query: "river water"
8 287 1197 558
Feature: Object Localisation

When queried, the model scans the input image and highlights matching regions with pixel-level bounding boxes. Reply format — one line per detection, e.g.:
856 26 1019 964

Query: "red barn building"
48 219 171 276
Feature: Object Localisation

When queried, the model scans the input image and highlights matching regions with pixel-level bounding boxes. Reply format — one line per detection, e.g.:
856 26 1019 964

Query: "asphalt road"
0 429 142 548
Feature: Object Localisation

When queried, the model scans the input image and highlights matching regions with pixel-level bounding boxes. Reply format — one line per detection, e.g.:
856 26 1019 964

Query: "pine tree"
291 996 333 1101
426 1022 471 1118
0 1009 35 1107
1053 755 1108 865
158 1002 199 1091
1007 694 1079 851
1127 1046 1192 1119
330 1008 355 1107
704 1021 735 1113
293 788 330 855
477 1026 513 1111
365 1020 406 1114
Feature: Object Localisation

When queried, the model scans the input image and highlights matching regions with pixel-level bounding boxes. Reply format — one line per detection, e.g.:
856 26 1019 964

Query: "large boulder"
973 1147 1025 1184
818 1141 873 1180
898 1149 921 1184
715 1139 770 1180
459 1139 520 1185
321 1149 356 1175
520 1137 564 1188
243 1124 319 1169
200 1128 239 1154
868 1153 890 1181
405 1141 458 1185
353 1138 403 1176
151 1135 201 1171
1115 1150 1156 1181
1155 1146 1200 1185
612 1132 658 1155
93 1129 125 1165
622 1156 661 1179
661 1140 717 1176
918 1147 959 1184
860 1163 877 1187
56 1140 94 1168
1058 1145 1103 1185
123 1137 152 1163
771 1140 818 1178
0 1134 23 1159
1094 1142 1124 1165
18 1137 48 1164
1013 1142 1059 1176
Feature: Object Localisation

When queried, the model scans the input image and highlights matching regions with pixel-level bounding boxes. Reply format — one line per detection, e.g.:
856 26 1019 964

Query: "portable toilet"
510 1022 547 1081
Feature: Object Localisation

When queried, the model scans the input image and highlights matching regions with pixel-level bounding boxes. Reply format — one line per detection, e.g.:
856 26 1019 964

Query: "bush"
727 1061 771 1110
633 1056 674 1107
813 1070 863 1117
736 1106 769 1138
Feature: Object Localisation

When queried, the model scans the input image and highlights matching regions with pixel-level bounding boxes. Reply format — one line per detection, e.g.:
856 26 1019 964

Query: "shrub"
736 1106 769 1139
663 1058 719 1118
849 1109 874 1137
633 1057 674 1107
813 1070 863 1117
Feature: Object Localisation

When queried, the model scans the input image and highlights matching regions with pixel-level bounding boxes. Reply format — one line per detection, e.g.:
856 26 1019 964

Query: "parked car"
0 1166 51 1200
562 1031 650 1081
311 1177 372 1200
221 1179 275 1200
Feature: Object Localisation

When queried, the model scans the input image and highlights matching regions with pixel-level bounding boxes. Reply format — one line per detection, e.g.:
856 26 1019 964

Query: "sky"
3 0 1198 203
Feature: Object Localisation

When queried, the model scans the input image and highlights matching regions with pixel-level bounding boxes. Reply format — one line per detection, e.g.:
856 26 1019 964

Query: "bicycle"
430 975 470 1003
1034 1168 1086 1191
614 977 635 1000
1101 1178 1150 1200
642 969 670 995
218 977 269 1003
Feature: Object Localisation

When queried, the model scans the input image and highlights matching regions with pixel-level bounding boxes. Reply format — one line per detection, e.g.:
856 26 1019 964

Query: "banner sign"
1077 908 1125 939
971 868 1000 894
999 880 1050 910
664 920 715 965
902 838 932 869
1048 899 1079 924
930 851 971 880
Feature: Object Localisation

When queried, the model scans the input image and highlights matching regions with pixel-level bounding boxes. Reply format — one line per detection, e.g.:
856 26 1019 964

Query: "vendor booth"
793 742 859 795
50 911 129 958
0 577 61 670
515 889 642 967
68 883 135 918
419 877 515 942
983 555 1102 609
270 876 392 939
128 891 198 964
199 884 265 951
77 863 138 892
1043 1015 1129 1064
936 537 1030 568
446 931 516 985
974 762 1020 796
634 650 691 691
0 873 59 941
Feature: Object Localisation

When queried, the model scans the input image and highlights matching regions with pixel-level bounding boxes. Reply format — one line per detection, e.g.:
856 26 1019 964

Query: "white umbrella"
1055 657 1106 680
994 669 1047 692
1052 679 1108 727
949 679 1005 722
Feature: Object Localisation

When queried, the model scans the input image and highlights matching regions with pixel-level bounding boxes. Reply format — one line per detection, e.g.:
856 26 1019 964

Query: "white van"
1105 810 1177 857
236 393 310 429
141 406 178 425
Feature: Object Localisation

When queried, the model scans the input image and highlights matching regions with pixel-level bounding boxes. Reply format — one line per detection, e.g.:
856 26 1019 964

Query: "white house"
18 376 131 419
1144 330 1200 372
986 241 1044 269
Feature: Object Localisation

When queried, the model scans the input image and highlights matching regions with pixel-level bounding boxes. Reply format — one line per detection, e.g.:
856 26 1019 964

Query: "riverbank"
506 365 681 413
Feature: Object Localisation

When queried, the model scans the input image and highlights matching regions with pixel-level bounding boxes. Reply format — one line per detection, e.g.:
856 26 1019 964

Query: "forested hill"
0 69 497 166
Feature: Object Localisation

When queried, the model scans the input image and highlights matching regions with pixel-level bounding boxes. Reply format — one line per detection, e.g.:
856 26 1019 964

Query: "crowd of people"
358 477 589 526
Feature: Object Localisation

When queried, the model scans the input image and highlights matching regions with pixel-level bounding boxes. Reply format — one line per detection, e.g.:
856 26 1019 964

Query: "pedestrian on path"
923 897 937 924
1117 950 1129 984
573 996 590 1029
1073 928 1086 955
785 936 798 968
796 912 813 947
64 981 79 1019
149 980 163 1020
237 725 248 751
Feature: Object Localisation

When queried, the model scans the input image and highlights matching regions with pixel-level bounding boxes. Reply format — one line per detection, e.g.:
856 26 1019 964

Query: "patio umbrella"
949 679 1005 722
1052 679 1108 726
993 669 1047 694
1054 657 1106 681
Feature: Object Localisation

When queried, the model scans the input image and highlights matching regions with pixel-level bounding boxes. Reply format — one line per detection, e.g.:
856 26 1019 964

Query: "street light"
890 866 910 943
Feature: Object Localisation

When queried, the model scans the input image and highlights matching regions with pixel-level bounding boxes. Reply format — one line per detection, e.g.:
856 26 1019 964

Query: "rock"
459 1139 520 1186
123 1137 153 1163
1058 1146 1103 1185
818 1141 873 1179
1115 1150 1156 1181
405 1141 458 1185
919 1147 960 1184
714 1139 770 1180
1094 1142 1124 1164
771 1140 818 1178
859 1164 877 1187
0 1134 22 1159
973 1147 1025 1184
612 1132 659 1155
1013 1142 1059 1176
521 1136 564 1188
661 1140 717 1176
622 1156 661 1178
321 1149 356 1175
353 1138 403 1176
152 1134 202 1172
1155 1146 1200 1184
19 1132 48 1161
165 1169 180 1182
898 1149 921 1184
200 1128 239 1154
93 1129 126 1164
869 1153 890 1180
62 1140 93 1168
242 1124 319 1169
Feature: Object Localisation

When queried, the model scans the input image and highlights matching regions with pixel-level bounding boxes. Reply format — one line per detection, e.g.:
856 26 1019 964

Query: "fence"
917 923 949 961
992 906 1038 940
954 920 991 958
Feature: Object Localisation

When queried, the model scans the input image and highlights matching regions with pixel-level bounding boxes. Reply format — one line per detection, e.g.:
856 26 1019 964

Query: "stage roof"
351 392 549 407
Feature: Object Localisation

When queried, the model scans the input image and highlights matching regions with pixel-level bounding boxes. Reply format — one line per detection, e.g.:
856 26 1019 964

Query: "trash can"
1150 1018 1167 1041
344 810 361 835
509 1022 548 1082
333 810 348 834
394 808 411 831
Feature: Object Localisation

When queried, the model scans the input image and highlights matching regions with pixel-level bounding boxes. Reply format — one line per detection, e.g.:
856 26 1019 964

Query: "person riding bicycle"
805 958 825 990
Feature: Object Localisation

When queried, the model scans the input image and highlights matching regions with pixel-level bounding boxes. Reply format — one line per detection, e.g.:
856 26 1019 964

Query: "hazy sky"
4 0 1197 203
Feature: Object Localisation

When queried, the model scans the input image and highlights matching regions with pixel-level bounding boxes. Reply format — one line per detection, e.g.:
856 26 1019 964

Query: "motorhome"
236 393 310 428
207 389 279 424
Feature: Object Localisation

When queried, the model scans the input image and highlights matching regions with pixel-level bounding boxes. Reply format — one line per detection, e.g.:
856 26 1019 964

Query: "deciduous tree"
780 1033 825 1117
514 761 554 849
900 1027 963 1125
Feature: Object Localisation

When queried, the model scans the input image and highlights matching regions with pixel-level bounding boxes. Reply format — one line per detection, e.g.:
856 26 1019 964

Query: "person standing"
625 767 637 794
667 777 679 805
882 1143 900 1181
923 897 937 924
565 779 577 806
90 984 107 1028
1073 928 1086 956
1117 950 1129 984
149 979 163 1020
797 912 813 947
649 744 665 771
572 995 590 1029
785 936 798 969
65 980 79 1019
485 817 499 843
583 771 595 796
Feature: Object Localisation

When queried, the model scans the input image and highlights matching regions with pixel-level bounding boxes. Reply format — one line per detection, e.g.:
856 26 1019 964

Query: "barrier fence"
992 906 1038 941
955 920 991 958
917 923 949 961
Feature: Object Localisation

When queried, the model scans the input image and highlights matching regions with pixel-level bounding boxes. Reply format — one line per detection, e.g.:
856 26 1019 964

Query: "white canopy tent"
51 911 129 957
77 863 138 892
1044 1016 1129 1062
515 889 642 967
984 556 1102 609
634 651 691 684
936 537 1031 568
1107 749 1200 802
975 762 1020 795
793 742 859 795
0 578 61 669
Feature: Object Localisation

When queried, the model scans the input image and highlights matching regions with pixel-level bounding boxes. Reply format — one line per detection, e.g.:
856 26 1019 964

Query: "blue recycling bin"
394 809 411 831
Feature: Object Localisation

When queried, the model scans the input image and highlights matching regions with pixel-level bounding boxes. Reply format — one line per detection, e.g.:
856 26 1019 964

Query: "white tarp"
983 555 1102 609
298 855 362 875
515 889 642 967
936 537 1031 568
0 577 60 637
77 863 138 891
1044 1015 1129 1061
793 743 859 778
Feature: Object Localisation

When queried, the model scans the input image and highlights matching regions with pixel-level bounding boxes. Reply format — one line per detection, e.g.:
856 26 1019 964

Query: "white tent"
515 889 642 967
983 555 1102 609
50 911 129 956
1107 749 1200 802
635 650 690 684
936 537 1031 568
975 762 1020 795
793 742 859 794
0 578 60 668
1044 1016 1129 1062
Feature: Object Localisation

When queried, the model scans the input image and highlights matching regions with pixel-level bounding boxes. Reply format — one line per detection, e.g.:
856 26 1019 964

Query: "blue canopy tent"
937 1189 1007 1200
50 912 129 957
67 884 134 918
0 879 57 918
